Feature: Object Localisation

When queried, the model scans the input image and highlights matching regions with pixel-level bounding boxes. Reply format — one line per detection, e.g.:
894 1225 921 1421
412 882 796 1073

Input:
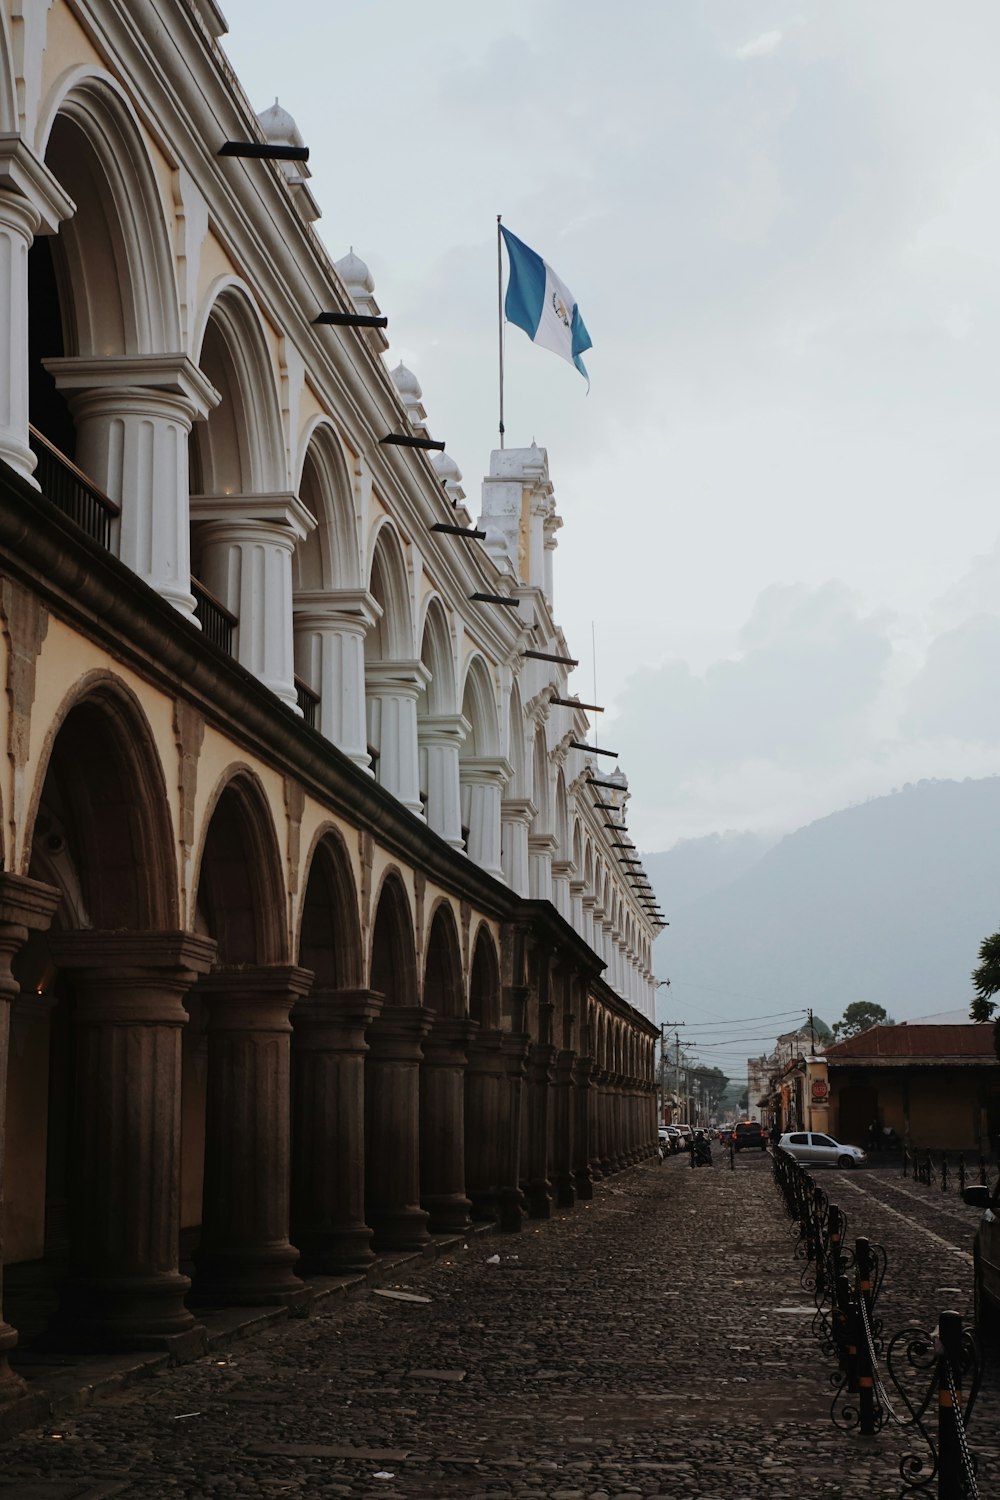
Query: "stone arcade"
0 0 662 1395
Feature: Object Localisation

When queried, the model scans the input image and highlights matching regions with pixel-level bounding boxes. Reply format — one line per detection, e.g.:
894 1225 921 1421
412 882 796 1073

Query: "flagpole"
497 214 505 450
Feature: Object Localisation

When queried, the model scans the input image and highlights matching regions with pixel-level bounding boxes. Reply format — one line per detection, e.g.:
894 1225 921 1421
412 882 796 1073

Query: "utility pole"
659 1021 683 1124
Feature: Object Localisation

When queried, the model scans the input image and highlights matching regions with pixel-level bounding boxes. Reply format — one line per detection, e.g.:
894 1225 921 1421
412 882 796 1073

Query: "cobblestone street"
1 1153 997 1500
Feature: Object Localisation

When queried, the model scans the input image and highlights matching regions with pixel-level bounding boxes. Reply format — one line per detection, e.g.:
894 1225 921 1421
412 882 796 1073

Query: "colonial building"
0 0 662 1397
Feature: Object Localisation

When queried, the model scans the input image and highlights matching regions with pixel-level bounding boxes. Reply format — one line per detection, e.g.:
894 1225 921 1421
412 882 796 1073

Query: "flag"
500 226 592 380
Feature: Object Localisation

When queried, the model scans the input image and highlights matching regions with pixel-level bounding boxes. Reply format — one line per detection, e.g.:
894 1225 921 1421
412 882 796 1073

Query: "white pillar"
418 714 468 851
460 755 511 879
551 860 572 921
582 895 597 954
47 356 219 616
500 799 533 896
569 879 585 940
0 141 75 482
529 832 556 904
365 660 428 817
294 589 378 770
192 493 315 711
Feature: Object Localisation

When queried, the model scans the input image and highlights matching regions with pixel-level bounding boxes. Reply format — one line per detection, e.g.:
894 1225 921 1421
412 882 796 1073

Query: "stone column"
45 356 219 617
193 965 312 1306
420 1016 477 1234
500 799 533 896
496 1030 530 1231
293 589 379 770
290 988 382 1274
47 930 216 1349
523 1039 555 1219
464 1028 504 1221
0 875 59 1400
552 1048 577 1208
460 756 510 878
365 661 429 818
191 494 316 711
418 714 468 851
0 140 74 482
365 1005 434 1250
597 1068 615 1177
581 895 596 955
528 832 556 903
573 1055 596 1200
569 880 585 940
551 861 572 923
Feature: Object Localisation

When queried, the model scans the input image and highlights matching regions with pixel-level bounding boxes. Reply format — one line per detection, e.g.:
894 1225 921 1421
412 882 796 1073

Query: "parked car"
778 1131 867 1168
733 1121 766 1152
962 1180 1000 1330
675 1124 694 1151
663 1126 681 1154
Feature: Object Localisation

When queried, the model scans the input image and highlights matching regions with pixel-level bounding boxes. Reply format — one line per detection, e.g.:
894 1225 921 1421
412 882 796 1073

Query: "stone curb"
0 1219 499 1443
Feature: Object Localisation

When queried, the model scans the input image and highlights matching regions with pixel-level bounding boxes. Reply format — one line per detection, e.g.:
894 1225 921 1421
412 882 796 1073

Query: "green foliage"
831 1001 894 1041
970 929 1000 1021
738 1087 748 1113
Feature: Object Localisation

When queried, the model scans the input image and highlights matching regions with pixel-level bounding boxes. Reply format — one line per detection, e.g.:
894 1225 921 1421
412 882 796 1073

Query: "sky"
222 1 1000 855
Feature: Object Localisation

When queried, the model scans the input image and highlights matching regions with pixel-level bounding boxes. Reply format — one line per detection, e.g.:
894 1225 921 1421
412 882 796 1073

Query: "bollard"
729 1138 735 1171
941 1157 948 1194
937 1310 964 1499
836 1273 858 1391
903 1149 910 1179
980 1156 988 1186
958 1155 966 1193
829 1204 843 1284
855 1238 876 1436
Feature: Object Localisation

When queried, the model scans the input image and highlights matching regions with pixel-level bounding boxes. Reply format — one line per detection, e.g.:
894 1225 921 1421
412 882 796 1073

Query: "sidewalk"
0 1154 982 1498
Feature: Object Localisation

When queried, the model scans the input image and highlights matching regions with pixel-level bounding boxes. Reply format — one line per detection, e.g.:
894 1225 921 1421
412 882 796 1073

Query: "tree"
970 929 1000 1021
831 1001 894 1041
738 1088 748 1114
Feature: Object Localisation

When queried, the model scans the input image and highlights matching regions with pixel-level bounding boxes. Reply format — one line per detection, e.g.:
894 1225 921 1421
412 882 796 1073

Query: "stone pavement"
0 1151 995 1499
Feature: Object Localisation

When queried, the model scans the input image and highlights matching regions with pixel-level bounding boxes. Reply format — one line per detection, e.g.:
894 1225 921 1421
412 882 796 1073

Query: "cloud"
736 29 782 60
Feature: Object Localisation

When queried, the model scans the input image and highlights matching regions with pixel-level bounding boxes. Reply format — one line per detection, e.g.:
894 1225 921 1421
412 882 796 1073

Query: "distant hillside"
642 830 775 912
649 777 1000 1025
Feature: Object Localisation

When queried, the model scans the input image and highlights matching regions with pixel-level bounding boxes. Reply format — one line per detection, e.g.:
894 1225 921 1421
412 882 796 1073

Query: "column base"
191 1244 306 1307
574 1169 595 1200
469 1189 499 1223
497 1186 525 1233
294 1225 376 1276
369 1205 431 1253
554 1177 577 1209
525 1181 553 1219
0 1324 26 1404
423 1193 472 1236
52 1272 203 1351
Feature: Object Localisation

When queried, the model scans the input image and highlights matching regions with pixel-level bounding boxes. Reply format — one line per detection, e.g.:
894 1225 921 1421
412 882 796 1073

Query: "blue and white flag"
500 226 592 381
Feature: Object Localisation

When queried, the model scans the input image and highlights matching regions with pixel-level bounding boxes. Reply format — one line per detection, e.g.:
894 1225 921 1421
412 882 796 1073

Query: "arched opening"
459 656 504 876
364 526 422 813
10 683 191 1350
464 925 503 1223
364 874 429 1249
187 776 304 1306
297 832 361 989
419 903 474 1234
417 599 462 846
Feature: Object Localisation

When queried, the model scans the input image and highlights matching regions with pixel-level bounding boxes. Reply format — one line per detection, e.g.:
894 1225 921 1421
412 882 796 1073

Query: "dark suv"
733 1120 766 1152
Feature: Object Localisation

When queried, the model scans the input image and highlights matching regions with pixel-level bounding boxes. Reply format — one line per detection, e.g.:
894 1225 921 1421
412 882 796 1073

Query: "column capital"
0 133 75 234
501 797 536 826
529 832 559 856
418 712 471 746
293 588 382 632
461 754 513 786
365 659 431 696
191 491 317 543
292 986 383 1049
48 929 217 978
43 353 220 420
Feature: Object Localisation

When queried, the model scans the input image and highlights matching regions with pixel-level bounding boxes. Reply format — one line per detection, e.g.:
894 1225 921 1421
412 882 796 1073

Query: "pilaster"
419 1015 477 1233
460 754 510 878
365 660 429 817
418 713 468 851
364 1005 434 1250
500 798 533 896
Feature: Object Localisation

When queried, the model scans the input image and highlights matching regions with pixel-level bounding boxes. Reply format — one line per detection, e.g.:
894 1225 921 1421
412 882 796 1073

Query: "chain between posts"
771 1147 983 1498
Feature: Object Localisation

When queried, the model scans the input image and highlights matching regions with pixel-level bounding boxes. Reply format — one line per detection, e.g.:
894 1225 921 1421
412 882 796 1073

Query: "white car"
778 1131 867 1169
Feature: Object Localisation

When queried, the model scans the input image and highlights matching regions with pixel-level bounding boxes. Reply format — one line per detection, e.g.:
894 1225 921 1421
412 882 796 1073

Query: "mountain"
649 777 1000 1030
641 830 775 912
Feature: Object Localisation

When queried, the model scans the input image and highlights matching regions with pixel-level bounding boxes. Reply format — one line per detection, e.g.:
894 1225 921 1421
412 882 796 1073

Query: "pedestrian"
656 1144 664 1164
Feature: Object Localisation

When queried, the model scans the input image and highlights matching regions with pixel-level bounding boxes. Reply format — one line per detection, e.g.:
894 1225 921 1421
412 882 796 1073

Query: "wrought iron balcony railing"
28 424 119 550
191 579 237 655
294 675 320 728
